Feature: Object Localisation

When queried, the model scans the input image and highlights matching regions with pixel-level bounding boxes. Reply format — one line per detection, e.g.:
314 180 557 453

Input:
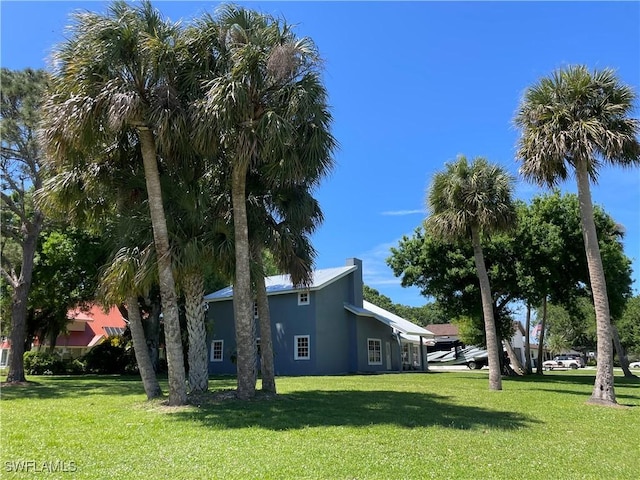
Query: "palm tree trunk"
6 211 43 383
184 272 209 393
142 295 162 371
504 339 524 375
612 324 636 378
536 297 547 375
126 296 162 399
575 161 617 406
525 303 532 375
138 128 187 406
231 160 257 400
252 244 276 393
470 226 502 391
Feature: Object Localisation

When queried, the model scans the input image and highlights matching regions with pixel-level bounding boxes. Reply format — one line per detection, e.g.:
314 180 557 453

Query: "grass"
1 370 639 479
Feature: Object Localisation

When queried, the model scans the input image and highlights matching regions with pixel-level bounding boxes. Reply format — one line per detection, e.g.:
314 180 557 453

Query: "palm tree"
167 171 234 394
190 6 335 399
99 245 163 400
40 1 188 405
248 179 322 393
514 65 640 405
40 133 163 399
426 156 516 390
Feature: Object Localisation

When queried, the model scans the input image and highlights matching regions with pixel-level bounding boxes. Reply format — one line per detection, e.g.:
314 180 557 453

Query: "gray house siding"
207 300 237 375
355 314 400 372
314 275 352 374
268 291 317 376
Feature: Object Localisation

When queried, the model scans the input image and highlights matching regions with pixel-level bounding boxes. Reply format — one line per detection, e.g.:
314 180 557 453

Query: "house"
510 321 526 365
43 305 127 359
204 258 434 376
0 304 126 366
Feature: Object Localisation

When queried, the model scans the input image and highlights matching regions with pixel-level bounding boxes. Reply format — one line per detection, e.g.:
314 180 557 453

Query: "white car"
543 355 581 370
629 361 640 369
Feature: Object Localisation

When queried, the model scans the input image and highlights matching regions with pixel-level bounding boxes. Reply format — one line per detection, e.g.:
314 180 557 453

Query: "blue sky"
2 1 639 307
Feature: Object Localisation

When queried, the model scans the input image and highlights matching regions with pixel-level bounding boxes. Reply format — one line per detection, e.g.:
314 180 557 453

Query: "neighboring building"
510 321 526 366
0 305 126 366
424 323 462 351
204 258 434 376
425 321 528 367
0 338 10 368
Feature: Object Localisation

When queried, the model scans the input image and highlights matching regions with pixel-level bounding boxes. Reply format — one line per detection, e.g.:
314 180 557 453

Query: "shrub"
23 351 66 375
82 336 136 374
67 358 86 375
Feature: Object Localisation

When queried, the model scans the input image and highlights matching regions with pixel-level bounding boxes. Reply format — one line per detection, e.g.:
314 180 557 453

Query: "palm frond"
515 65 640 186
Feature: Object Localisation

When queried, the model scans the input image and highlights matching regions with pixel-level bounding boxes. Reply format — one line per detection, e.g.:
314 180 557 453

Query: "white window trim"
298 291 310 306
210 340 224 362
294 335 310 360
368 338 382 365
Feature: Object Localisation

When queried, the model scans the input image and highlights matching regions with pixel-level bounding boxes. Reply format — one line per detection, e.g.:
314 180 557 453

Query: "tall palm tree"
426 156 516 391
191 6 335 399
248 179 322 393
514 65 640 405
40 1 188 405
40 132 162 399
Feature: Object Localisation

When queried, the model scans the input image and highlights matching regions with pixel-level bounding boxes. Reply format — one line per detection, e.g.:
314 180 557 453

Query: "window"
210 340 223 362
253 301 259 319
298 291 310 305
256 338 261 357
294 335 310 360
368 338 382 365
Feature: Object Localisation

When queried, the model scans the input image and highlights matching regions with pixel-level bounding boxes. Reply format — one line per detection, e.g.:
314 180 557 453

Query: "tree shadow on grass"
168 389 540 432
504 374 640 405
0 375 147 401
507 373 639 386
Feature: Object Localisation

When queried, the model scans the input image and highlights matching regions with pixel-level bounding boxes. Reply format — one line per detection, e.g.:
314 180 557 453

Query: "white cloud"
358 241 398 286
380 209 425 216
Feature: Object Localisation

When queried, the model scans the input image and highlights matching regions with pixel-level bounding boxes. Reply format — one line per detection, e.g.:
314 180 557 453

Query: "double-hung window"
294 335 310 360
210 340 224 362
368 338 382 365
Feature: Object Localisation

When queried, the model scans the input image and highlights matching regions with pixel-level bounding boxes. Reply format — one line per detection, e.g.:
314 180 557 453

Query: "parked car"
543 355 581 370
629 361 640 369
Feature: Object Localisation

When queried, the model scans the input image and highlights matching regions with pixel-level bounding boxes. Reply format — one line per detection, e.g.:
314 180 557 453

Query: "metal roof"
204 265 357 302
344 300 434 337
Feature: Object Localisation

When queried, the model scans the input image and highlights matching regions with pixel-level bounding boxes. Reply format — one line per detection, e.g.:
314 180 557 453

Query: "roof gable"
204 265 356 302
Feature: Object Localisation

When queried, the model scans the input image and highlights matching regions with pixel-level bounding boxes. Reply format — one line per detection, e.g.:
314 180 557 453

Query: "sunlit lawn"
1 370 638 479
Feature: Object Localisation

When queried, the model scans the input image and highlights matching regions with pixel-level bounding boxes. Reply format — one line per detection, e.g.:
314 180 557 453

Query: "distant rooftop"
425 324 459 337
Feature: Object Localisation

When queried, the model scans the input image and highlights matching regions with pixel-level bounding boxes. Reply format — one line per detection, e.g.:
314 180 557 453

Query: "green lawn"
1 370 638 479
